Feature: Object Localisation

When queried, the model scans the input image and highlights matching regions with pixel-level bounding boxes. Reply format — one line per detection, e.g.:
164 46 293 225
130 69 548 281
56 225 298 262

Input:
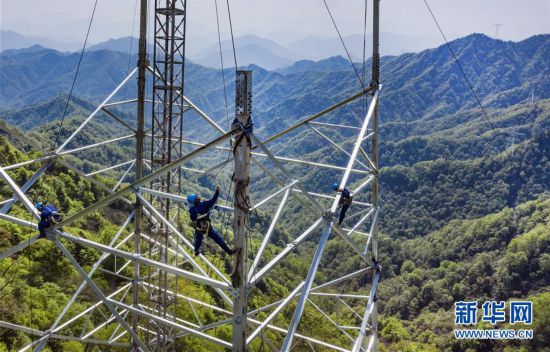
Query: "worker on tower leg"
35 201 63 238
187 185 237 256
332 182 353 226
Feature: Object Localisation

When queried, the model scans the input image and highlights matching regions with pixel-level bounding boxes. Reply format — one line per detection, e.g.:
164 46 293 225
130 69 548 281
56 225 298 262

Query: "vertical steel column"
232 70 252 351
149 1 187 349
133 0 148 350
370 1 380 351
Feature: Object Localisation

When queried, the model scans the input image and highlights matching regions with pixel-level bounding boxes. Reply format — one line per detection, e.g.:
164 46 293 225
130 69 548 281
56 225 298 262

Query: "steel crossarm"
247 317 352 352
290 189 372 207
248 188 290 279
57 231 231 290
248 217 323 285
81 308 129 340
1 161 51 213
61 134 135 156
103 98 138 107
107 299 233 349
54 129 235 229
0 213 36 260
0 166 40 220
112 160 135 191
0 321 130 348
167 312 351 352
305 122 371 171
139 281 232 315
178 139 370 174
55 68 138 153
262 86 375 145
308 121 362 130
100 107 137 132
140 178 299 214
307 298 355 342
247 281 305 344
85 159 136 177
364 207 380 255
351 176 375 196
311 268 370 293
182 86 376 175
147 65 226 135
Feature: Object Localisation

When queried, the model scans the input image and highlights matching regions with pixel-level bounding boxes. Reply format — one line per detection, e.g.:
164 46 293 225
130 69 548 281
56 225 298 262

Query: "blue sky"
2 0 549 47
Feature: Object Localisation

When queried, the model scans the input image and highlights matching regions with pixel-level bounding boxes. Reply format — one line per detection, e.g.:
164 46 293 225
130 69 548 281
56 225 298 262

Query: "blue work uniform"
338 188 352 225
38 205 60 237
189 189 231 255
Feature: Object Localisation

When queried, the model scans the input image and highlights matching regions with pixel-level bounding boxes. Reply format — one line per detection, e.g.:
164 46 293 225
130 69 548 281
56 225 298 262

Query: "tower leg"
232 70 252 351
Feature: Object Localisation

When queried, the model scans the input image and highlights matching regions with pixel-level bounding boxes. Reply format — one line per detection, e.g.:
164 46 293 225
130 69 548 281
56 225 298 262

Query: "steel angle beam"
57 231 231 291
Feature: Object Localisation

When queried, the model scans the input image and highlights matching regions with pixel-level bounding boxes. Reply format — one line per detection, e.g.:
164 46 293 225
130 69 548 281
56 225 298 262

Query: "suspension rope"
121 0 139 117
214 0 231 124
322 0 367 92
225 0 238 70
422 0 518 168
362 0 369 117
51 0 99 151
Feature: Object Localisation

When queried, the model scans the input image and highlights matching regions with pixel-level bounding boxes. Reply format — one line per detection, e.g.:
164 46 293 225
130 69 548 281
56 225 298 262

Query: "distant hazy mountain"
191 34 301 70
288 33 443 60
88 36 153 55
276 56 352 75
0 30 81 52
2 30 444 69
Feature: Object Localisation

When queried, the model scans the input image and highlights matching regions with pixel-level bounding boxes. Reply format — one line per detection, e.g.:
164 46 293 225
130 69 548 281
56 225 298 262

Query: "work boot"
227 248 239 256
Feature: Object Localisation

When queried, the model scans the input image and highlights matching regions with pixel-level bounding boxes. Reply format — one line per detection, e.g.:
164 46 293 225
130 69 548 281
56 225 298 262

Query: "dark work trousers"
38 220 49 237
193 226 231 254
338 203 350 225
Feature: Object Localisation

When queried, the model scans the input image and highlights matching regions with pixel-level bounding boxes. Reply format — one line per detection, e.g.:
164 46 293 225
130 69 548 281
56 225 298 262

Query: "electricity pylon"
0 0 382 351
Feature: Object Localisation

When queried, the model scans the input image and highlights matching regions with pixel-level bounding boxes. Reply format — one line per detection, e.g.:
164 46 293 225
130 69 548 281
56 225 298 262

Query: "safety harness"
192 211 211 233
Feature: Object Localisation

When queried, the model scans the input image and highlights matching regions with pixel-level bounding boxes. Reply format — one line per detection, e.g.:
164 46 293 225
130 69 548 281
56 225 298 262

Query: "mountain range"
2 29 445 69
2 33 547 127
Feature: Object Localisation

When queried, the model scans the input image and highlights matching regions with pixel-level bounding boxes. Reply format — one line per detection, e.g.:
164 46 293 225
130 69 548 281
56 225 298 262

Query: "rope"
51 0 99 151
28 231 34 345
214 0 231 124
121 0 139 117
422 0 528 207
322 0 367 92
225 0 238 69
361 0 369 117
421 0 520 172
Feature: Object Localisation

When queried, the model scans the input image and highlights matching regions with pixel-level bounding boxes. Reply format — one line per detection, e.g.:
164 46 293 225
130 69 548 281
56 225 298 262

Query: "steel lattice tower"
147 1 187 350
0 1 382 351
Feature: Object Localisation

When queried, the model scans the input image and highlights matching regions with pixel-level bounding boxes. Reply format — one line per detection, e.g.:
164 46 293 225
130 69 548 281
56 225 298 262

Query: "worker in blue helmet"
332 182 353 226
35 201 63 238
187 185 236 256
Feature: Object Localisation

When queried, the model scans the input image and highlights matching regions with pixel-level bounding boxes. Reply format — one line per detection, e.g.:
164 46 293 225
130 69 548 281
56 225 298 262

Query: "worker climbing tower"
0 0 382 351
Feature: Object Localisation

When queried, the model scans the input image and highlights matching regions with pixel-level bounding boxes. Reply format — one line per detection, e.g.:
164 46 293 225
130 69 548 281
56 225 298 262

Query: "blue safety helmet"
332 182 339 191
35 202 44 210
187 194 198 204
